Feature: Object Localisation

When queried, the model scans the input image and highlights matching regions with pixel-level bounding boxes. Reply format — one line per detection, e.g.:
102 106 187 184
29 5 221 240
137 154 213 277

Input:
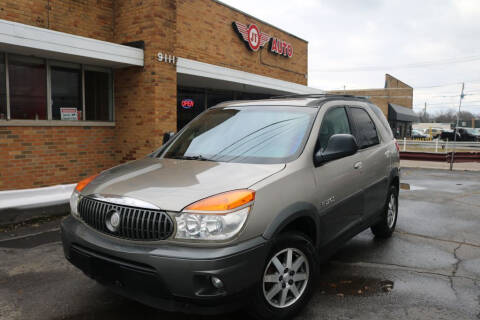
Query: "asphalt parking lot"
0 167 479 320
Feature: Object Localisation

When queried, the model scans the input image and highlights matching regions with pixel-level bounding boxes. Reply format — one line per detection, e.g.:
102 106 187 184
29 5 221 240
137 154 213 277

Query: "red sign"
181 99 194 109
232 21 293 58
270 38 293 58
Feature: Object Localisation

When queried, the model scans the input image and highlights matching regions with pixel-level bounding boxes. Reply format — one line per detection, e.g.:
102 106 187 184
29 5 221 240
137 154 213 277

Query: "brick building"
0 0 319 191
329 74 417 139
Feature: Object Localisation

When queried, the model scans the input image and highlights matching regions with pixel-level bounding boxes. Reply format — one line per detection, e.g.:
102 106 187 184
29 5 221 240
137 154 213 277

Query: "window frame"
0 52 114 126
346 106 380 150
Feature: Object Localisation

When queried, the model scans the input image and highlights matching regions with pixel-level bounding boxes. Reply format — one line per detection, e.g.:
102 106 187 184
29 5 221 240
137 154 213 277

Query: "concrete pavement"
0 168 479 319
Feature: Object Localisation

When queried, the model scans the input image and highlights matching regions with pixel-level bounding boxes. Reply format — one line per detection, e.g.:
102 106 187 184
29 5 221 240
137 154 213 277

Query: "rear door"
313 106 364 244
347 106 389 220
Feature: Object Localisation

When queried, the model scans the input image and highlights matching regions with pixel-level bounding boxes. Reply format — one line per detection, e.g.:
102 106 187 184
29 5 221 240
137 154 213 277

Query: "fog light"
211 276 224 289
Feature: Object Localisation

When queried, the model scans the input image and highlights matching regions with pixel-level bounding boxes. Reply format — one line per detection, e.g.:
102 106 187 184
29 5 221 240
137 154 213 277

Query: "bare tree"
415 111 431 122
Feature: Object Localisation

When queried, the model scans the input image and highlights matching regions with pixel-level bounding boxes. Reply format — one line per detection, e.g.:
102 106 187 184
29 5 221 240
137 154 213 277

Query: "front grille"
78 197 174 241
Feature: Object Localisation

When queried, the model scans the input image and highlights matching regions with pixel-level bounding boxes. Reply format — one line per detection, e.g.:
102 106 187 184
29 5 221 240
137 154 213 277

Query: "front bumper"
61 216 270 314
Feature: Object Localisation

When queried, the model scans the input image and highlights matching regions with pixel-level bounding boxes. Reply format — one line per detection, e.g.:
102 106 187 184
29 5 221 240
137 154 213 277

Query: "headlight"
174 189 255 241
175 206 250 240
70 173 98 218
70 191 81 218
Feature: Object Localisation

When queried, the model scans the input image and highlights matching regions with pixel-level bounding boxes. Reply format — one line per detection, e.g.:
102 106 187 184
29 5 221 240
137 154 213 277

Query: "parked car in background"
472 128 480 139
411 129 429 139
440 127 479 141
61 95 400 319
423 128 443 139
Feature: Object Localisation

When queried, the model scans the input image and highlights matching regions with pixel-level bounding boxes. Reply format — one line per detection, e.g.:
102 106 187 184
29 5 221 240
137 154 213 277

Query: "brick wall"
329 74 413 117
176 0 308 85
0 126 116 190
0 0 310 191
0 0 114 41
113 0 177 163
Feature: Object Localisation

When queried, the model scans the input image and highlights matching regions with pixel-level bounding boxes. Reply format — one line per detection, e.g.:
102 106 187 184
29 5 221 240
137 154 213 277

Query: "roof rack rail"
269 93 369 100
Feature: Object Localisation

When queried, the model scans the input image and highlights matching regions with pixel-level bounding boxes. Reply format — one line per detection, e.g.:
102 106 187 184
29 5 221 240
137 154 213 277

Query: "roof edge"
212 0 308 43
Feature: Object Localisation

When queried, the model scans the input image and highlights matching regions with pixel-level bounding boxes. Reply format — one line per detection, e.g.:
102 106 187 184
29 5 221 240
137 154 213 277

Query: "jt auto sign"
232 21 293 58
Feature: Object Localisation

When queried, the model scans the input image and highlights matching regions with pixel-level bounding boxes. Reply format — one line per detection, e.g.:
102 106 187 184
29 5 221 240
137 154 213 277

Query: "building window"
8 55 47 120
0 52 113 123
0 54 5 120
51 64 82 120
85 69 111 121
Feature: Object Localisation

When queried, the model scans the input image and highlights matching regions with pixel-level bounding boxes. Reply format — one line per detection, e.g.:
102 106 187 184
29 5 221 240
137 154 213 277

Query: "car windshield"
463 128 476 134
159 106 317 164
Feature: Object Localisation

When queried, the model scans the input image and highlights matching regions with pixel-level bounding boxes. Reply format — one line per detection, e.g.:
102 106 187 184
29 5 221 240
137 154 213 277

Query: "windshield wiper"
170 154 214 161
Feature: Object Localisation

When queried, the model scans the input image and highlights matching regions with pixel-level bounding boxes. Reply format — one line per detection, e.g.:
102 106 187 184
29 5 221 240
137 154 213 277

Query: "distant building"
329 74 418 138
456 119 480 128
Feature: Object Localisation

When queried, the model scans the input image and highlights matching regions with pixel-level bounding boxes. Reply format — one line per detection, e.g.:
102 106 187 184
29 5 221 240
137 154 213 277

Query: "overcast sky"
221 0 480 115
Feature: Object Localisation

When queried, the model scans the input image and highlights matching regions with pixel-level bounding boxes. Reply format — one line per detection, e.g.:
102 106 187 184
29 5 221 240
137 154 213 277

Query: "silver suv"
61 94 400 319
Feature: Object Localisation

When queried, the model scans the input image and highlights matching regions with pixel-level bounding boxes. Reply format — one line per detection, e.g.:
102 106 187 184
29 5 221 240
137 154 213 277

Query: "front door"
347 106 389 220
313 106 364 245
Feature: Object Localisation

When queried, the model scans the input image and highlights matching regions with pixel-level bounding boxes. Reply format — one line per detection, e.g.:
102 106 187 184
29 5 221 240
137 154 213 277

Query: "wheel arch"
389 167 400 195
262 202 321 250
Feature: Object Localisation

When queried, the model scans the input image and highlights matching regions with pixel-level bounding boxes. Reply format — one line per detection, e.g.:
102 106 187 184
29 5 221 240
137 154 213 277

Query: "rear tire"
371 185 398 238
250 233 317 320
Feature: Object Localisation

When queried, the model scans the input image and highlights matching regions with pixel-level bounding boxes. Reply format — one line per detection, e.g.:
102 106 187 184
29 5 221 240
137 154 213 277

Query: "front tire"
250 233 317 320
371 184 398 238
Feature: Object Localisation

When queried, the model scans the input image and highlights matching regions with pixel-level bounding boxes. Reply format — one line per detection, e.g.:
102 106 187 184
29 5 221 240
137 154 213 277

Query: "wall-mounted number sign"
157 52 177 64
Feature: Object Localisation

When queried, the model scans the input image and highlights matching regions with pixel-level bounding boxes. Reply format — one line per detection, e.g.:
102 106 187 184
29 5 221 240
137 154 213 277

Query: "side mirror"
163 131 175 145
314 134 358 166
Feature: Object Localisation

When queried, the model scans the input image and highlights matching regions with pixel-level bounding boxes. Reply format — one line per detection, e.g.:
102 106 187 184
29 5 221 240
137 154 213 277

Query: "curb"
0 202 69 227
0 184 74 226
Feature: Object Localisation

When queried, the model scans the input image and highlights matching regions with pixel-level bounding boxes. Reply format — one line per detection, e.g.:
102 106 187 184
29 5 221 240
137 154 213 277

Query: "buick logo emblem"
106 210 121 232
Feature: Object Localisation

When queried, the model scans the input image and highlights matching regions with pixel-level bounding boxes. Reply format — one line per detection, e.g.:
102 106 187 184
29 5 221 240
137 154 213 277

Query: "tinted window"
85 70 111 121
0 53 5 119
318 107 351 151
8 55 47 120
349 107 379 149
51 66 82 120
160 106 316 164
368 103 393 139
177 88 206 130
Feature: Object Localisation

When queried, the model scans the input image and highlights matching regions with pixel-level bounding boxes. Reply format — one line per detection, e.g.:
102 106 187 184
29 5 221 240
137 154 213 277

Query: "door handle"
354 161 362 169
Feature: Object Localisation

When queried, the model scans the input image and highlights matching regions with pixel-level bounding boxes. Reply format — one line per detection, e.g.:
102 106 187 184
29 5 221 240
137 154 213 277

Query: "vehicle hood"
82 157 285 211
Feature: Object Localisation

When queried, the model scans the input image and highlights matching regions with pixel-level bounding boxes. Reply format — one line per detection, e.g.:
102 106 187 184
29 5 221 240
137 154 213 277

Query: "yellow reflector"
75 174 99 192
185 189 255 212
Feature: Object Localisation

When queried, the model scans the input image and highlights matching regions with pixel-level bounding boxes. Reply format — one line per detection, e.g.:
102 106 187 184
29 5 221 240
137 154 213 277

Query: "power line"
326 80 480 92
312 54 480 73
414 103 480 108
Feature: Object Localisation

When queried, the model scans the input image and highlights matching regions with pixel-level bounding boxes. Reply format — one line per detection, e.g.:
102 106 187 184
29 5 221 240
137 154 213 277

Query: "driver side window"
317 107 351 151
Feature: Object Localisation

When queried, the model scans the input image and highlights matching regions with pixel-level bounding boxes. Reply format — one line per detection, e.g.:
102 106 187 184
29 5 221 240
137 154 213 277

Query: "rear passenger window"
368 104 393 139
317 107 351 151
349 107 379 149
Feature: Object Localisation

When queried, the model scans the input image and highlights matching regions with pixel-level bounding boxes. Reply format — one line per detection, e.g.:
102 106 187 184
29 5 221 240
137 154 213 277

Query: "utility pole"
424 102 427 121
450 82 465 171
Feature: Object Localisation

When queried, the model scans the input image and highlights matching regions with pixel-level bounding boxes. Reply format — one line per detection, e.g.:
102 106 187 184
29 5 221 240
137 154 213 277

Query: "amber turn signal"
185 189 255 212
75 174 99 192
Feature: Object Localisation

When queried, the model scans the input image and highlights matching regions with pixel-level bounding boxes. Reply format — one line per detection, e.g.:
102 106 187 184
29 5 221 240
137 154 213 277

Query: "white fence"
399 138 480 153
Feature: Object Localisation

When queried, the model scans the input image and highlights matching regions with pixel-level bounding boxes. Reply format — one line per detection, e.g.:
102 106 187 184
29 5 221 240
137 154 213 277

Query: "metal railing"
399 138 480 153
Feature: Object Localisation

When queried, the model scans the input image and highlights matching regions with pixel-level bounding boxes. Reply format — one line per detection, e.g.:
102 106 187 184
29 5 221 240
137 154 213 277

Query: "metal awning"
388 103 419 122
0 19 144 68
177 58 323 95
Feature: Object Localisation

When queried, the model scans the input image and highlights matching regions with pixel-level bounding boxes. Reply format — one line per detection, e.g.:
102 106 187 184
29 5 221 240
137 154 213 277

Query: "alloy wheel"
262 248 310 308
387 194 397 229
